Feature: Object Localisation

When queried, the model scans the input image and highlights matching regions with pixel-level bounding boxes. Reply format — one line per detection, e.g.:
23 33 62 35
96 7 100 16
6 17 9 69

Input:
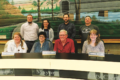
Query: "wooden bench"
0 39 120 44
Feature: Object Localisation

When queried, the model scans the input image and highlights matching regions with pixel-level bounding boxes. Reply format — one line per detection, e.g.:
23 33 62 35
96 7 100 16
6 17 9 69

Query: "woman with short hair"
30 32 53 53
30 32 53 76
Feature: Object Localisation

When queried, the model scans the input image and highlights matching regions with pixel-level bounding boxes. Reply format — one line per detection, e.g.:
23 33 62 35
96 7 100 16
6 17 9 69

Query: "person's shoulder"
33 22 39 26
34 41 39 45
32 22 37 24
39 28 43 31
67 38 74 42
80 25 85 28
49 28 53 30
59 23 64 26
69 22 74 25
21 22 27 26
7 40 14 45
84 40 88 44
99 40 104 44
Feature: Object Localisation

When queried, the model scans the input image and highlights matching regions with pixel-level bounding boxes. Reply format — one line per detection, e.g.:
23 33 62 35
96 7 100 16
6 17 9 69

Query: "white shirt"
6 40 27 53
20 22 39 41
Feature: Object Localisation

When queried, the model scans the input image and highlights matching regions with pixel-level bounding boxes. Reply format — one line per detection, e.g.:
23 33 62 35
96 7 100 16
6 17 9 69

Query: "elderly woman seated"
30 32 53 53
6 32 27 53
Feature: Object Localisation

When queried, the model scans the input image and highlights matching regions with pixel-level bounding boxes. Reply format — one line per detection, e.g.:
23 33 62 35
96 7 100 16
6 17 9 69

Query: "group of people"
5 13 105 54
4 13 105 77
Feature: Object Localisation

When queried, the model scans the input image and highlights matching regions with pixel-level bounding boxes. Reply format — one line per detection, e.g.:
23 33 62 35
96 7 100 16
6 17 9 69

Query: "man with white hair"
54 29 75 53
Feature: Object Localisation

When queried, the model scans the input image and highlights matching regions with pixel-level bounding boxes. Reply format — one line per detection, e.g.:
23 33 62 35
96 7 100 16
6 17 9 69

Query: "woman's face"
13 35 21 43
90 33 98 41
39 35 45 42
43 20 49 27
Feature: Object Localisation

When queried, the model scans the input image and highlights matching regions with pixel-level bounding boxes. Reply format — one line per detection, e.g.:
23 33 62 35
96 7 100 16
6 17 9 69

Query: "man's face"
59 31 68 42
85 17 92 24
63 15 69 23
27 15 33 22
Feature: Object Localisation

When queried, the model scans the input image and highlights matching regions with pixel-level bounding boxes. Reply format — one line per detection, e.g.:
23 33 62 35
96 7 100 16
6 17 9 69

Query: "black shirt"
58 22 76 39
44 29 49 39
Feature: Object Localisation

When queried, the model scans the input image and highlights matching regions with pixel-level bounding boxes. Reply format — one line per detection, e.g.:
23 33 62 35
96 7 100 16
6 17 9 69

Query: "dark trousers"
25 41 35 53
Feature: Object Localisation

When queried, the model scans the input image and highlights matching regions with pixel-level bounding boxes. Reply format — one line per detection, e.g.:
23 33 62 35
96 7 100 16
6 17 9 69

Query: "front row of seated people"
5 29 105 54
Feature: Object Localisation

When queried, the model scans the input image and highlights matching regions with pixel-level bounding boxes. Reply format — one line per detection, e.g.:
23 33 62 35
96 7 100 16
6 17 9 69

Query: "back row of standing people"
20 14 100 53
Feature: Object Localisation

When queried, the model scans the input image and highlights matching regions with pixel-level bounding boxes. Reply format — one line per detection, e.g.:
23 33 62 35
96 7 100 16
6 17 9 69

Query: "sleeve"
71 24 76 39
82 41 87 53
6 42 12 52
22 41 27 53
36 24 39 34
99 41 105 53
20 24 24 39
49 41 53 51
51 28 54 42
30 42 36 53
71 40 75 53
53 40 57 51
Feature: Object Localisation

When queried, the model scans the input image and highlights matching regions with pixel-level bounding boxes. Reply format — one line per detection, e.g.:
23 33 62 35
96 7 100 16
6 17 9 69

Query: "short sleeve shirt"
79 24 100 44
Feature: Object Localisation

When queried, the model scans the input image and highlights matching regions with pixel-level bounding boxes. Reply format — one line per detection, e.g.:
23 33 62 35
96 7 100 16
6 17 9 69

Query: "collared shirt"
7 40 27 53
54 38 75 53
20 22 39 41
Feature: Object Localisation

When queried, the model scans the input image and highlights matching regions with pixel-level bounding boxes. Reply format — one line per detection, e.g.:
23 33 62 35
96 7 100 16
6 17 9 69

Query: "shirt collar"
59 38 69 45
27 22 33 25
64 22 69 26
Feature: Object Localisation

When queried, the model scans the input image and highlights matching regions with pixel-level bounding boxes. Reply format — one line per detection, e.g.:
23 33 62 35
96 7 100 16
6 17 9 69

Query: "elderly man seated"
54 29 75 53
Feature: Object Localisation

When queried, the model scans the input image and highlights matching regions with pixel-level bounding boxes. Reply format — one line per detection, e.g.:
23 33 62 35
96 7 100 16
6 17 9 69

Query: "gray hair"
59 29 68 35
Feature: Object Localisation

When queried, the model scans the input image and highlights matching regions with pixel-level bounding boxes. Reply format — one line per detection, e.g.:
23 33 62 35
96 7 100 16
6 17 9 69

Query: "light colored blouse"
6 40 27 53
82 40 105 53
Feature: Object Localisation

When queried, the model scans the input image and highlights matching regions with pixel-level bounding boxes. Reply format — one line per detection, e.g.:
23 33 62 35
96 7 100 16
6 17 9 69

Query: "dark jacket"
58 22 76 39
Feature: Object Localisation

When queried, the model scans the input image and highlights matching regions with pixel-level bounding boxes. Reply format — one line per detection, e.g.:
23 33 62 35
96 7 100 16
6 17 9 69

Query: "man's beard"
64 20 69 24
28 22 32 24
